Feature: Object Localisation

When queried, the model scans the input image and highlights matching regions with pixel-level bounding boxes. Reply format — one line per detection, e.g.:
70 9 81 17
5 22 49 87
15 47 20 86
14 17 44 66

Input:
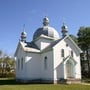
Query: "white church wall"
53 38 81 80
16 45 26 79
64 38 81 79
24 52 41 80
34 37 52 50
41 50 54 80
53 40 65 80
75 56 81 79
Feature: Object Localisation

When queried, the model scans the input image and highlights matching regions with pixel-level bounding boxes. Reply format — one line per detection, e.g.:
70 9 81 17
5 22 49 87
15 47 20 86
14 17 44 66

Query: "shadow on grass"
0 78 36 85
0 78 69 85
0 78 57 85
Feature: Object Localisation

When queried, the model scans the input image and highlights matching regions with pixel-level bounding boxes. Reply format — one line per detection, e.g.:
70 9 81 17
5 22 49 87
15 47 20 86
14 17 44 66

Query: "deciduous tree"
77 27 90 78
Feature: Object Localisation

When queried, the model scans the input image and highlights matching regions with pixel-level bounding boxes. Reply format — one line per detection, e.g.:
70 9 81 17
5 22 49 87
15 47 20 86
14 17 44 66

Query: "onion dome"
33 16 60 40
61 23 68 37
21 25 27 42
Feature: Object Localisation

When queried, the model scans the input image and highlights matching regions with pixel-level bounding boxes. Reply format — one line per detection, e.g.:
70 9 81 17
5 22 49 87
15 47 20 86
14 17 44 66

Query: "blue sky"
0 0 90 56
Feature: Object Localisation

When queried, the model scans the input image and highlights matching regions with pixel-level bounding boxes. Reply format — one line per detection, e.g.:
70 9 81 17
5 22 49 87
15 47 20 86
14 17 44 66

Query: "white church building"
15 17 82 83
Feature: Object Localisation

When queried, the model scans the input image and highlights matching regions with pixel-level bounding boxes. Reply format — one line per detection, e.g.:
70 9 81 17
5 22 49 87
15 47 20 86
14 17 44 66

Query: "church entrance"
66 60 74 78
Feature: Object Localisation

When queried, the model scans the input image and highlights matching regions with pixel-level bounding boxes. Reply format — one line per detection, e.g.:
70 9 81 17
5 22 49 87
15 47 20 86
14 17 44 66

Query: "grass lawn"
0 78 90 90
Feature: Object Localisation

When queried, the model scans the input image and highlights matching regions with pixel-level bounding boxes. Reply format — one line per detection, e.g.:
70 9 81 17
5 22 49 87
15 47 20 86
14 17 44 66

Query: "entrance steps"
66 78 81 84
58 78 81 84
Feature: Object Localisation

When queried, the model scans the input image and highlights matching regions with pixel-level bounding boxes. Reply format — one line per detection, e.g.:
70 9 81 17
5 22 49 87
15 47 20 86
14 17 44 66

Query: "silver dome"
21 31 27 37
33 17 60 40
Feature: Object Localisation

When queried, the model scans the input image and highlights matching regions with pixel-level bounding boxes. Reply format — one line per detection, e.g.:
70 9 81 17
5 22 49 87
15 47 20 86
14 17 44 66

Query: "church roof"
42 35 82 53
25 41 40 50
15 35 82 56
21 42 40 53
24 35 82 53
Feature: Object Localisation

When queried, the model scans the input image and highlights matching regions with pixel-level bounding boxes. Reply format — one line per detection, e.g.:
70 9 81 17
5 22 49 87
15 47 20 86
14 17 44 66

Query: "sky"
0 0 90 56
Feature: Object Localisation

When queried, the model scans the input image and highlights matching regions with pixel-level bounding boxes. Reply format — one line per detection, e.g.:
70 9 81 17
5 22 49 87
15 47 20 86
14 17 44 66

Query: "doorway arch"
66 59 75 78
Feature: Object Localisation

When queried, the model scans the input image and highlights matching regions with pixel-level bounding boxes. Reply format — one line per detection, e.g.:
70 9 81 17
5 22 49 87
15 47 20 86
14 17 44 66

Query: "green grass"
0 78 90 90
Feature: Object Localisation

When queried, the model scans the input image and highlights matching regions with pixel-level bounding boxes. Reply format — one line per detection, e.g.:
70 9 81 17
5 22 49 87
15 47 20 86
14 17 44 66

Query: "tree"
4 56 15 73
77 27 90 78
0 50 16 77
0 50 2 56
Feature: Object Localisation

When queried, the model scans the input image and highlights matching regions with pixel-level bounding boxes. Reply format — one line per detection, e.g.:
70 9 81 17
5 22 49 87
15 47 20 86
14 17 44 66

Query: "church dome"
33 17 60 40
21 31 27 38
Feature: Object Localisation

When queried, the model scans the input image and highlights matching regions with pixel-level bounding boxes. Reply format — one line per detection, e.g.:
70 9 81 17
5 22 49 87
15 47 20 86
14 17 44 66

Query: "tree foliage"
0 50 15 77
77 27 90 78
77 27 90 51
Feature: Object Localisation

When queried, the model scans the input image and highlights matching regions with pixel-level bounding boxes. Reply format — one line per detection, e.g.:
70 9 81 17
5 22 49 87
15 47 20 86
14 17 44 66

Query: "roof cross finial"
61 18 68 37
20 24 27 42
62 17 66 25
23 24 26 32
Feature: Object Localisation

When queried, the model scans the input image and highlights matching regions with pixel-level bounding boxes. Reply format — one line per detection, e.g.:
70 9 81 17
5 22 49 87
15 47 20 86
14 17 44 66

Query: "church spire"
43 16 49 26
20 24 27 42
61 22 68 37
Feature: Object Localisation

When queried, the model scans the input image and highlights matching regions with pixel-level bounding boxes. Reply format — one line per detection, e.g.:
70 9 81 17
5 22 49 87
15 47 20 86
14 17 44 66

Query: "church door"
66 60 74 78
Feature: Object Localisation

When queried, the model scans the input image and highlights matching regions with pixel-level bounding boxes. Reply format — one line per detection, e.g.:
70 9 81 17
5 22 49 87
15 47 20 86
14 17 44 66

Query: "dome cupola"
61 23 68 37
33 16 60 40
20 25 27 42
43 16 49 26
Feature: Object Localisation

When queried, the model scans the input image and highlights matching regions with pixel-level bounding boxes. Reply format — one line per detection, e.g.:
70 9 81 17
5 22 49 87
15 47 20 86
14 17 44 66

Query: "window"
17 59 20 70
61 49 64 57
21 58 23 70
66 44 68 47
44 56 47 70
71 51 73 57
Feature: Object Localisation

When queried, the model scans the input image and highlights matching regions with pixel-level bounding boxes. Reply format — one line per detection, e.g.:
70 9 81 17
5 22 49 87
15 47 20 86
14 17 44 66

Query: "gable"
64 36 82 53
14 42 24 57
15 41 41 57
63 55 77 64
53 35 82 54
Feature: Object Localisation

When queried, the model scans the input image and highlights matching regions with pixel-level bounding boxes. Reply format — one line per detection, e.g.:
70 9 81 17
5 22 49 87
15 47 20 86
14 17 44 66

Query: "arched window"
17 59 20 70
44 56 47 70
21 58 23 70
61 49 64 57
71 51 73 57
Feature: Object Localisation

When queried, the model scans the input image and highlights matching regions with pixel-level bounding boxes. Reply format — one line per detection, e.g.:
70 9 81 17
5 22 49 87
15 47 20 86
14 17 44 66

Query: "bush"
0 72 15 78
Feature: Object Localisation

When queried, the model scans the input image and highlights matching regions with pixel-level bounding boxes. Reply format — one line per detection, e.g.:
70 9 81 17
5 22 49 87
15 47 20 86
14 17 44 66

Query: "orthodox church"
15 17 82 83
